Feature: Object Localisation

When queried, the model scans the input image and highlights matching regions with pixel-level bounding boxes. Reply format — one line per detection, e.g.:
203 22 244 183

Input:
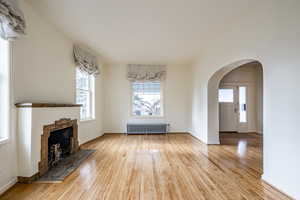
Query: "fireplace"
48 127 73 167
39 118 79 176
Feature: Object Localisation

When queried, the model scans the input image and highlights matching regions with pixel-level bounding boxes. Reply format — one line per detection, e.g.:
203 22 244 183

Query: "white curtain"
127 64 166 82
0 0 26 40
73 45 99 76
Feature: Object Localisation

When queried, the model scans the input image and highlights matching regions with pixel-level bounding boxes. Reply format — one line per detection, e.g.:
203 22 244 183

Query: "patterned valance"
127 64 166 82
73 45 99 76
0 0 26 40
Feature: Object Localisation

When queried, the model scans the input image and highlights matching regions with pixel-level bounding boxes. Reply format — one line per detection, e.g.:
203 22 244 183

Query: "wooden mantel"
15 103 82 108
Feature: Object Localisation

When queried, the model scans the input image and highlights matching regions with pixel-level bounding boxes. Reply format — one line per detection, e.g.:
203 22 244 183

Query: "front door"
219 86 238 132
219 85 248 132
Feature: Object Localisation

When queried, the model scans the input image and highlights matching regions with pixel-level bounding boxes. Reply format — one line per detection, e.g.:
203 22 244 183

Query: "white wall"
0 115 17 195
257 66 263 134
190 1 300 198
219 63 263 133
103 64 192 133
0 1 104 194
13 1 105 144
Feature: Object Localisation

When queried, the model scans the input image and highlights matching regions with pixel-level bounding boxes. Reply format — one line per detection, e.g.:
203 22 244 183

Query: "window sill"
80 118 96 123
0 138 9 146
130 116 165 119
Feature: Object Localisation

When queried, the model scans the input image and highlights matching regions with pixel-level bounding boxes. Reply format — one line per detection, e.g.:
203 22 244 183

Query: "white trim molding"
0 177 17 196
261 174 295 200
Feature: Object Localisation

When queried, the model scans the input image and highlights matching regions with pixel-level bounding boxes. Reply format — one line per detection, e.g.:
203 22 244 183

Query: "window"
0 37 10 143
132 82 163 117
239 86 247 123
76 69 95 121
219 89 234 103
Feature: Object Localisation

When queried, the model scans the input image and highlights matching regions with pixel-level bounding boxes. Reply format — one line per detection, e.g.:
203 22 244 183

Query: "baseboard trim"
261 176 295 200
104 132 189 135
0 177 18 196
207 140 221 145
188 132 208 144
168 132 190 134
219 132 262 136
220 131 262 134
104 133 124 135
80 134 104 147
18 173 39 184
219 131 238 133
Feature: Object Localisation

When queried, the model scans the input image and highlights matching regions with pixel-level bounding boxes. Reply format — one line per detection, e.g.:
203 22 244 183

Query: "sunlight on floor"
237 140 248 157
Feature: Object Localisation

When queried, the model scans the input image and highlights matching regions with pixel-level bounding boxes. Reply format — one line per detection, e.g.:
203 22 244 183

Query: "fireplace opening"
48 127 73 167
39 118 79 176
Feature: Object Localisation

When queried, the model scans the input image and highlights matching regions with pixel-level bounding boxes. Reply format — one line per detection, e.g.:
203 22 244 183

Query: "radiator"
126 123 169 135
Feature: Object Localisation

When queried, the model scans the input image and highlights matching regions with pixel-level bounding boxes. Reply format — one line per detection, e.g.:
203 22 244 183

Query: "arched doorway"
218 62 263 134
207 60 263 142
207 59 264 171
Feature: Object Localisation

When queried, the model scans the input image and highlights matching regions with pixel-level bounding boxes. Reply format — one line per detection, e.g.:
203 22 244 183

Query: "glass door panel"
239 86 247 123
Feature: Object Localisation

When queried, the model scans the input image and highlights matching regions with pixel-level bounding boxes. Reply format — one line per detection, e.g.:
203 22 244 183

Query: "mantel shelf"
15 103 82 108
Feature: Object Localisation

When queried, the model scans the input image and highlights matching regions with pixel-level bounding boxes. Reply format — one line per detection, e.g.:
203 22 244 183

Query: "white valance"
127 64 166 82
73 45 99 76
0 0 26 40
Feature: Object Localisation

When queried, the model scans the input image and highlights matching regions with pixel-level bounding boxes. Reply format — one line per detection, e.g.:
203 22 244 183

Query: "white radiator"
126 123 169 135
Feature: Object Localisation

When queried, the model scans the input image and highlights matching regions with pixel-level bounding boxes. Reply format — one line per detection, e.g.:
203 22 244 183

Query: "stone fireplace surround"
16 103 81 182
39 118 79 176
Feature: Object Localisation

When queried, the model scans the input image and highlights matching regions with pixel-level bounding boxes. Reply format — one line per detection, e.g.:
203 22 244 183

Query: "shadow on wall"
207 59 263 144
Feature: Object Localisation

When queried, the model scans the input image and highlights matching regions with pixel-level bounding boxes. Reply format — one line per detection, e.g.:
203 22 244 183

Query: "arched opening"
207 59 264 171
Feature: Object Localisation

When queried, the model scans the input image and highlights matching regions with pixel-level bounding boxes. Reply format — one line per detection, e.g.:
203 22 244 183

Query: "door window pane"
219 89 234 103
239 86 247 123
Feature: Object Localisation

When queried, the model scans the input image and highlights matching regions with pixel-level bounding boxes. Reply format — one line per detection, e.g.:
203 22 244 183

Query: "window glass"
76 70 89 90
239 86 247 123
132 82 162 117
0 37 9 141
76 69 94 120
219 89 234 103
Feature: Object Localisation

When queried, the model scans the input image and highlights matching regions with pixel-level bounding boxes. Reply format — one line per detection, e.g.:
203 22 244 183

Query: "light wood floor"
0 133 291 200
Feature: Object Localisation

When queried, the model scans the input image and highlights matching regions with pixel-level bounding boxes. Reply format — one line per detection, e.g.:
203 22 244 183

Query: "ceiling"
26 0 254 64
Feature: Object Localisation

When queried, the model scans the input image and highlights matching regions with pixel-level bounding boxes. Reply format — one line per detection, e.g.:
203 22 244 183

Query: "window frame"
0 38 11 145
130 81 164 118
76 69 95 122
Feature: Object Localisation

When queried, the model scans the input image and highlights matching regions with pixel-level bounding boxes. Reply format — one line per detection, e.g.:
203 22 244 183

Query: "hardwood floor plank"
0 133 291 200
